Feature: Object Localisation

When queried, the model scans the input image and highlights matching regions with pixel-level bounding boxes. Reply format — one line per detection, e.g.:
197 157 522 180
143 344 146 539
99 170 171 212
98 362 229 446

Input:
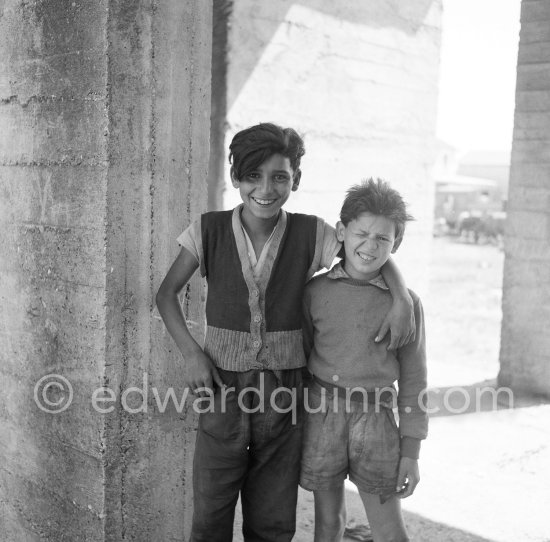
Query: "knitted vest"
200 208 317 371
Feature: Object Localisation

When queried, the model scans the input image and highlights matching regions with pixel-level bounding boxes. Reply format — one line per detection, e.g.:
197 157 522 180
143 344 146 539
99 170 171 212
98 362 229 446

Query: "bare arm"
377 257 415 349
155 247 223 395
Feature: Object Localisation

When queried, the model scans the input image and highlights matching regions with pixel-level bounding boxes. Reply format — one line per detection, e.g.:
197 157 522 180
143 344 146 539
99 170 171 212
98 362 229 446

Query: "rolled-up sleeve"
176 220 201 265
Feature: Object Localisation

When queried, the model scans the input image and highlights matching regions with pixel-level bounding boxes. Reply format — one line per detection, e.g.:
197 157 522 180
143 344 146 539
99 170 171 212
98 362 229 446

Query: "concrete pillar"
208 0 231 211
0 1 211 540
499 0 550 397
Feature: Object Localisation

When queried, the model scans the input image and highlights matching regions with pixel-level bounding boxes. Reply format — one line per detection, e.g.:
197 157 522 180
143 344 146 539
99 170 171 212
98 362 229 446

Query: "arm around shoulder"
378 257 415 349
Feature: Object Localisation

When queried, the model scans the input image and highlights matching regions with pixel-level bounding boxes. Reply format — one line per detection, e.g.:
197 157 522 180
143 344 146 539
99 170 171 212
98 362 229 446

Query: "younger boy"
156 125 416 542
300 178 428 542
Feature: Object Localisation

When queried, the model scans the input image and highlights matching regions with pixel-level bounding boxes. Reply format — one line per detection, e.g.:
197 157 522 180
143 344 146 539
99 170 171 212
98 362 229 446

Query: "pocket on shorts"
375 407 400 479
384 406 399 433
349 407 400 491
381 407 400 458
302 388 338 459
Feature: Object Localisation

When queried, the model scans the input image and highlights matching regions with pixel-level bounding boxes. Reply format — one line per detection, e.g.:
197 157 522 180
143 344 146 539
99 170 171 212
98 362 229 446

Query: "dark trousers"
190 368 304 542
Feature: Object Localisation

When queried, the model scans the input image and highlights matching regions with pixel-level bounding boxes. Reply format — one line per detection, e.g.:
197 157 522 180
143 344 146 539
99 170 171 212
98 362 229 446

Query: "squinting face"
231 153 300 222
337 212 398 281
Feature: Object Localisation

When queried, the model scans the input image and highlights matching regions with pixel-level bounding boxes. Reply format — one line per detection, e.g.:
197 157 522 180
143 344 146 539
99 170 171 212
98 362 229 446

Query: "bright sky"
436 0 522 152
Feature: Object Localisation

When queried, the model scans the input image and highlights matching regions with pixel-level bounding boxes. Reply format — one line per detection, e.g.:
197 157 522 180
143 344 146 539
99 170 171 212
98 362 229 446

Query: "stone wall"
499 0 550 397
221 0 442 290
0 1 211 539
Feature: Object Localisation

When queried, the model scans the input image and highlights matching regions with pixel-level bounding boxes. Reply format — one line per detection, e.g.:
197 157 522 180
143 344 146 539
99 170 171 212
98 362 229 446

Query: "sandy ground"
232 238 550 542
423 237 503 388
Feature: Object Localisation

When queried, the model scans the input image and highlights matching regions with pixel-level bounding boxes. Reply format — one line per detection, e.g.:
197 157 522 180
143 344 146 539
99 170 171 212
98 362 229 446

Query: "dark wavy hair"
228 123 305 180
340 178 414 242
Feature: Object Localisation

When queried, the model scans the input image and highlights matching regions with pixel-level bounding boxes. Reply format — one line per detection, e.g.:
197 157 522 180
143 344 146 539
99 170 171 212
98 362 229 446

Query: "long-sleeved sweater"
302 263 428 459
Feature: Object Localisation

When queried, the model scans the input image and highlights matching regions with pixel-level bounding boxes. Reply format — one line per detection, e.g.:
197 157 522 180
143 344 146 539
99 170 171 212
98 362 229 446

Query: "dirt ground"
235 238 528 542
423 237 503 388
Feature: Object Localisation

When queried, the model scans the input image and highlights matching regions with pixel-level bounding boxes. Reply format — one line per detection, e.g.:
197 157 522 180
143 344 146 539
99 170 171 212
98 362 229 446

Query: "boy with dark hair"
156 126 415 542
300 178 428 542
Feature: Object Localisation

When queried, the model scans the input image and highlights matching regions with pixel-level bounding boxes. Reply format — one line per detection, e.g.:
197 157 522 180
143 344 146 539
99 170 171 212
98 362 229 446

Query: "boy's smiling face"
336 212 399 281
231 153 300 223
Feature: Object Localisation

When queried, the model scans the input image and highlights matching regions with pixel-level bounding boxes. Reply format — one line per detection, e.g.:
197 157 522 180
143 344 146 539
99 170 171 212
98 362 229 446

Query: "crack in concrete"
0 93 106 107
0 159 108 167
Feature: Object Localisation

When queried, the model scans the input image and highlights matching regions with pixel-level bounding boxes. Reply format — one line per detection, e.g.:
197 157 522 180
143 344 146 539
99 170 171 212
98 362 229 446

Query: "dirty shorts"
300 377 400 496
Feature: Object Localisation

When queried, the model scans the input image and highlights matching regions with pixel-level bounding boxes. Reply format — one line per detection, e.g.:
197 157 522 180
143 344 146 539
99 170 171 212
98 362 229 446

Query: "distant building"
458 150 510 210
433 143 510 228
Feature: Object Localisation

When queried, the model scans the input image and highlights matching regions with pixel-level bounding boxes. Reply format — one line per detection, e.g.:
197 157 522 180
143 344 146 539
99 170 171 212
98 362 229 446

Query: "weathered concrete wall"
0 1 211 540
222 0 442 289
499 0 550 397
0 2 110 539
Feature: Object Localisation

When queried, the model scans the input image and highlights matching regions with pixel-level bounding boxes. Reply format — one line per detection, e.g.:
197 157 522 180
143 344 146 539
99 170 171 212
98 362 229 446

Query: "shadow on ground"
292 487 495 542
401 509 494 542
234 489 496 541
426 379 549 419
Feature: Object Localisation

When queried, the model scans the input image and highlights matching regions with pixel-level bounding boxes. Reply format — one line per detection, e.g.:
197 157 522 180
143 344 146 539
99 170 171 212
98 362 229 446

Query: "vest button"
252 289 259 297
254 314 262 323
253 340 261 348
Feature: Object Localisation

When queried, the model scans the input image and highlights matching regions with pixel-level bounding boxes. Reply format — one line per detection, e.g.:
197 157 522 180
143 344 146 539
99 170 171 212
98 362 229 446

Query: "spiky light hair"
340 178 414 242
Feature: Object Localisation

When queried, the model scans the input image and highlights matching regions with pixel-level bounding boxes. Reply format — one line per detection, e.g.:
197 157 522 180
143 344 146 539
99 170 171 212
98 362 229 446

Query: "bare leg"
313 485 347 542
358 491 409 542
